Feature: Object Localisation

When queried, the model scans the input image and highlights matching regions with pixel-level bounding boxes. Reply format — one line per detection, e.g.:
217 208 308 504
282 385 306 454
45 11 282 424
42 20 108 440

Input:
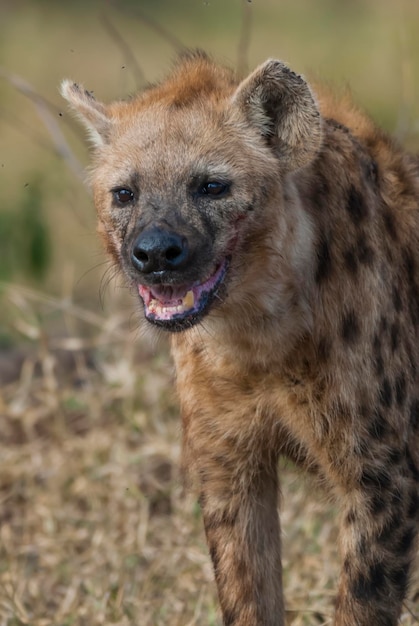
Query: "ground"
0 289 418 625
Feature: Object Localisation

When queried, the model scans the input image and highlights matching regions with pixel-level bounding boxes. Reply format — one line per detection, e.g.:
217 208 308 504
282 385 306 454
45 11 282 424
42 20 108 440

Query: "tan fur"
62 52 419 625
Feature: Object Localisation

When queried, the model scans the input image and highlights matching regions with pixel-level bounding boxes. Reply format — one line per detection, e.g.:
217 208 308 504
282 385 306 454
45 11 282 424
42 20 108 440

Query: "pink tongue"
150 284 188 303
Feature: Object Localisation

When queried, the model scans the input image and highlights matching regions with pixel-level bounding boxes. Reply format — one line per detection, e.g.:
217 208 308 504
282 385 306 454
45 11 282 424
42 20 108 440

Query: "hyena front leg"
201 457 283 625
184 422 284 626
335 471 418 626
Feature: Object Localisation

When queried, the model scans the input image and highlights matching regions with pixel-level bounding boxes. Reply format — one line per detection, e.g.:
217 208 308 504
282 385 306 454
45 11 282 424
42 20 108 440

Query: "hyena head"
61 52 322 332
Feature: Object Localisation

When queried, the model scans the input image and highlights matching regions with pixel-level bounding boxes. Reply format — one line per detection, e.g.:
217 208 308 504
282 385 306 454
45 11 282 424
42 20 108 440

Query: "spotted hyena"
61 51 419 625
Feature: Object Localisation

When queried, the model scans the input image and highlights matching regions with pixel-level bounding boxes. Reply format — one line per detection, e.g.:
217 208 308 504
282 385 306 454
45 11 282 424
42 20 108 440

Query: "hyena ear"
60 79 112 147
232 60 322 171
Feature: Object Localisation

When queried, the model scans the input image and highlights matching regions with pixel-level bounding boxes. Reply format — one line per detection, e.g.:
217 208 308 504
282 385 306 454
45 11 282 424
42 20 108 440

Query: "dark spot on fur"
390 322 401 353
315 238 332 283
370 491 387 515
409 400 419 431
382 208 398 240
407 276 419 328
198 492 206 508
395 375 407 407
222 608 237 626
351 572 371 601
392 286 402 313
408 293 419 328
373 334 384 377
390 563 410 600
310 178 330 212
367 160 379 184
395 525 416 556
379 378 393 408
359 403 369 419
317 336 331 362
379 614 400 626
352 562 385 600
238 378 254 395
357 535 367 556
334 401 353 426
343 247 358 275
341 310 360 344
406 446 419 482
346 509 357 524
357 233 375 266
373 333 382 354
390 490 404 510
346 185 368 223
404 249 416 285
368 410 388 439
209 543 220 572
407 488 419 519
360 466 391 490
407 347 417 378
353 437 370 457
327 118 351 134
378 511 401 543
387 448 402 465
404 251 419 326
379 315 388 335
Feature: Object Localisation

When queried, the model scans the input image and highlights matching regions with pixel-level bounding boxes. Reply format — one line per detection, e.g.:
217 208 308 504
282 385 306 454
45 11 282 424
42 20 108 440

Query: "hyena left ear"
232 60 322 171
60 80 112 147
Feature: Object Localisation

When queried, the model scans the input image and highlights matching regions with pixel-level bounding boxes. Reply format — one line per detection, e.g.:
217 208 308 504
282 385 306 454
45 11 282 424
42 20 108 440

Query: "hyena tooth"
183 290 195 309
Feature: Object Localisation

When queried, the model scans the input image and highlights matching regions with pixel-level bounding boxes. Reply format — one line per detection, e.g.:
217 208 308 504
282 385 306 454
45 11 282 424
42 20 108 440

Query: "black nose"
131 227 189 274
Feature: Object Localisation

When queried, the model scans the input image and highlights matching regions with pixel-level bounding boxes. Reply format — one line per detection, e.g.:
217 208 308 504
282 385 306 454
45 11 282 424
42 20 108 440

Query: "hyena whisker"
77 259 111 287
98 263 121 309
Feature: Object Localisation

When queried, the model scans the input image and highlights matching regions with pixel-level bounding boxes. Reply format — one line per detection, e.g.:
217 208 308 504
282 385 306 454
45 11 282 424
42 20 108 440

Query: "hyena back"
62 52 419 625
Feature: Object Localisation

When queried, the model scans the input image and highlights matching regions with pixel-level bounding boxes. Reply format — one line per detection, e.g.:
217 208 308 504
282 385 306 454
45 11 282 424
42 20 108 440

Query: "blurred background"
1 0 419 335
0 1 418 625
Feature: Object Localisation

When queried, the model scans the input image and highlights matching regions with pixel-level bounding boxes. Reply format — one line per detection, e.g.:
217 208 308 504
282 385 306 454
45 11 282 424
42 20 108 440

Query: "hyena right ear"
232 60 322 171
60 80 112 147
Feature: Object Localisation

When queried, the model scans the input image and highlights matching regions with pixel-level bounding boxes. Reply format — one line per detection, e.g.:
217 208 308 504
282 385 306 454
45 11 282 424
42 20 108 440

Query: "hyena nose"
131 227 189 274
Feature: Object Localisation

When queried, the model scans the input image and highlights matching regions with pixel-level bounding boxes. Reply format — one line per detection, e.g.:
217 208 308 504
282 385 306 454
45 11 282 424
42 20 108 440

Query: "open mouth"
138 259 228 331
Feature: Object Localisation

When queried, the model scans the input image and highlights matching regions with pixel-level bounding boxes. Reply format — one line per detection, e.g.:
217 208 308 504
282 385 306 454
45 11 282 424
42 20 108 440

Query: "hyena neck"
183 176 317 369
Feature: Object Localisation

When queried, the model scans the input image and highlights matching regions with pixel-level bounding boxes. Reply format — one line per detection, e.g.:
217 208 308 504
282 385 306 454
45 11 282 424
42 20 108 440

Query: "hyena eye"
199 181 230 197
112 188 134 205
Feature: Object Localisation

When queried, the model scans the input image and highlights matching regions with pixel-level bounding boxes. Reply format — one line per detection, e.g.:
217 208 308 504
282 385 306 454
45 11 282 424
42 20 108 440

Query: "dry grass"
1 285 418 626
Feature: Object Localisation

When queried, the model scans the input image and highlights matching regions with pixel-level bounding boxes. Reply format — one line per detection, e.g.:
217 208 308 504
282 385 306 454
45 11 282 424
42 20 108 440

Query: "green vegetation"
0 176 51 282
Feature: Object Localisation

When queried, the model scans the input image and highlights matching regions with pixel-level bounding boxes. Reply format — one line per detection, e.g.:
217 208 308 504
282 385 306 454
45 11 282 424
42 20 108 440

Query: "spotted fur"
62 52 419 625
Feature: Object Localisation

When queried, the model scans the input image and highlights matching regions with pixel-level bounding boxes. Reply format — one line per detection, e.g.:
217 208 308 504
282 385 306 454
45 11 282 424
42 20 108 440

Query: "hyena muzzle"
62 51 419 625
